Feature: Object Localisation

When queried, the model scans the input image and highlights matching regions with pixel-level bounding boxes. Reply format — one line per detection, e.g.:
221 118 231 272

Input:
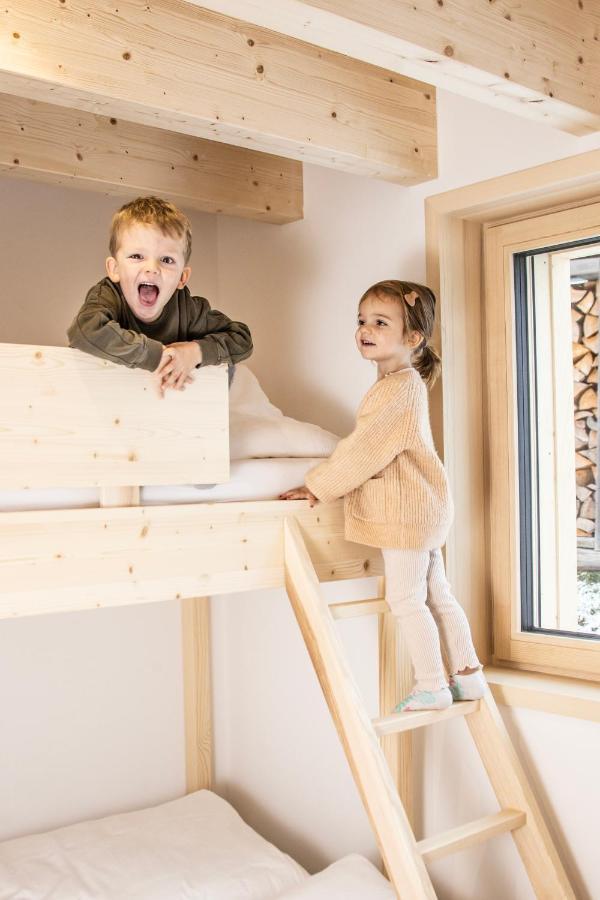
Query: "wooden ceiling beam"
195 0 600 135
0 0 437 185
0 93 302 223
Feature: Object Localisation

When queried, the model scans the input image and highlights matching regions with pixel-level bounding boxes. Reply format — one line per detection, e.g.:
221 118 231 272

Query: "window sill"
486 666 600 723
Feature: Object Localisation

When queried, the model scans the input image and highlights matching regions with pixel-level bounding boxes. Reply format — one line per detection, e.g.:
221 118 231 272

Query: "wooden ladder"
283 517 575 900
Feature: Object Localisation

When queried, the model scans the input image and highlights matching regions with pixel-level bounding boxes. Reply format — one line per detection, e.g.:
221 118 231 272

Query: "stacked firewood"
573 281 599 538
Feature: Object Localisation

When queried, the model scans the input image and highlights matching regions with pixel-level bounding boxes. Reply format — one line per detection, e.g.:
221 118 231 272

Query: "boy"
68 196 252 394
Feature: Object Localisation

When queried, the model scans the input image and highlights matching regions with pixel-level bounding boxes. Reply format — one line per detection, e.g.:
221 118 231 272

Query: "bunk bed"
0 342 393 898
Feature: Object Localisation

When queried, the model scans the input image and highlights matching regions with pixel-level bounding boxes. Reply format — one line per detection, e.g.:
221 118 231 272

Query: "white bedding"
0 458 322 512
228 366 338 461
0 791 306 900
0 791 394 900
277 855 395 899
0 365 336 512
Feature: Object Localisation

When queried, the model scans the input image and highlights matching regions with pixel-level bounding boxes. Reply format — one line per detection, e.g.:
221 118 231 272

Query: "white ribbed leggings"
382 547 481 693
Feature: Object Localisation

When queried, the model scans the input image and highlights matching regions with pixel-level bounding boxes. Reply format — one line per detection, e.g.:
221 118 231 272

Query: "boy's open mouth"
138 282 159 306
361 339 375 346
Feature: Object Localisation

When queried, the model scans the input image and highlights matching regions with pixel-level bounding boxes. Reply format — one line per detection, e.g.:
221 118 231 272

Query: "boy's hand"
154 342 201 395
279 486 318 507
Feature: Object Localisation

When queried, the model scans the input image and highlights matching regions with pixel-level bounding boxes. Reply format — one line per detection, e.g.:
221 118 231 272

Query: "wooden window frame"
484 205 600 678
426 150 600 682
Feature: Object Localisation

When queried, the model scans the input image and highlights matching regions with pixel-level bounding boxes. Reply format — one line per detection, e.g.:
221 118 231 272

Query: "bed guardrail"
0 343 230 488
0 342 383 619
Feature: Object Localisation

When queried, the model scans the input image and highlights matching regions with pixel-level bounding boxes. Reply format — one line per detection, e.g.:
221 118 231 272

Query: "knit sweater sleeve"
184 295 253 367
305 374 421 503
67 281 163 372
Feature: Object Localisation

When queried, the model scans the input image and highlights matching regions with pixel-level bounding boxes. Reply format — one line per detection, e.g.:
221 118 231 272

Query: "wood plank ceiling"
0 0 438 222
197 0 600 135
2 2 598 221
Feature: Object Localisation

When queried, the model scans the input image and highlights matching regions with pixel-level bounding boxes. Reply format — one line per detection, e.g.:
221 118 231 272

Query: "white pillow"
229 366 338 461
275 854 395 899
228 364 283 419
0 790 307 900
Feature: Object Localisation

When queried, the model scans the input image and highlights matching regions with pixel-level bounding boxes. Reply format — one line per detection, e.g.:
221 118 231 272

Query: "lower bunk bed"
0 791 394 899
0 344 389 898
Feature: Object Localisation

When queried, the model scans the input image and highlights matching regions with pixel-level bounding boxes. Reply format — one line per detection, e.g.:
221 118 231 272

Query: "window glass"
515 244 600 638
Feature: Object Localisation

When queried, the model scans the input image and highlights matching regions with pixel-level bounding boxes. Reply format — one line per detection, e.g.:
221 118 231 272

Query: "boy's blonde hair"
109 196 192 264
359 279 442 386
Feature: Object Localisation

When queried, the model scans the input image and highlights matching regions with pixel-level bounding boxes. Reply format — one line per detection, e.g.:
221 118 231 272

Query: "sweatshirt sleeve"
186 297 253 367
67 283 163 372
305 376 421 503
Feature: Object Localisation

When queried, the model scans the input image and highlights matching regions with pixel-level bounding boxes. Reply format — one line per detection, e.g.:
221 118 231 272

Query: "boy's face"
106 223 191 322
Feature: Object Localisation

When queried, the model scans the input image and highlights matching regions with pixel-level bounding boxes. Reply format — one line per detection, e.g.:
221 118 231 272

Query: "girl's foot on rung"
449 668 487 701
393 687 452 713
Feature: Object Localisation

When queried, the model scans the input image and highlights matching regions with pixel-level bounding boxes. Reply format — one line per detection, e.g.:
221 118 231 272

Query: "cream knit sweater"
305 369 453 550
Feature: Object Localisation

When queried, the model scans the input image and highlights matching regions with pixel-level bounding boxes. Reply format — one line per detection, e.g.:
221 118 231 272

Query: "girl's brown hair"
109 196 193 263
358 279 442 386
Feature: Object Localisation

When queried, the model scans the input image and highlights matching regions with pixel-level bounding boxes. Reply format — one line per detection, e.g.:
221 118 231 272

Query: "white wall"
1 88 599 899
0 182 219 838
213 90 600 899
0 180 220 348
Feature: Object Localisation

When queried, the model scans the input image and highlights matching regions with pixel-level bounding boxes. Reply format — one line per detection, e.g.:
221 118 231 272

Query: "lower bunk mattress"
0 790 395 899
0 458 320 512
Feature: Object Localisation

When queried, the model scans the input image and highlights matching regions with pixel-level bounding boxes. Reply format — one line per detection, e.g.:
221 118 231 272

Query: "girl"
281 280 486 711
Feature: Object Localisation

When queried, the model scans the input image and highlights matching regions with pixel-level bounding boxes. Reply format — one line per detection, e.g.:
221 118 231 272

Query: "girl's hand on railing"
279 486 318 507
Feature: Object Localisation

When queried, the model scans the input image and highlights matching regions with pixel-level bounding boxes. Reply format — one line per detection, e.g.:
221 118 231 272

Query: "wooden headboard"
0 343 230 488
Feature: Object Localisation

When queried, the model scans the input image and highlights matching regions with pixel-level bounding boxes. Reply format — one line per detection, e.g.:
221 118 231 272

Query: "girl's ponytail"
413 341 441 387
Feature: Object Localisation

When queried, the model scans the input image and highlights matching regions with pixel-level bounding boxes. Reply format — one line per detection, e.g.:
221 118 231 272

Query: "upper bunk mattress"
0 457 322 511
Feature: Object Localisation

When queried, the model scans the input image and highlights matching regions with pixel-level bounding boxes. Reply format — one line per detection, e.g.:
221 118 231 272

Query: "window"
515 243 600 639
484 203 600 679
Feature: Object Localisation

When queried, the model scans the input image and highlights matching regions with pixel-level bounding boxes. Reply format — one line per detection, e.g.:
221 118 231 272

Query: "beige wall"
0 179 220 347
0 182 219 837
1 87 600 899
213 90 600 899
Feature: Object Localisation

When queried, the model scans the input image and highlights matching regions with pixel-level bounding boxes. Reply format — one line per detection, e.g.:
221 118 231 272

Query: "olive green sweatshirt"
67 277 253 372
305 369 453 550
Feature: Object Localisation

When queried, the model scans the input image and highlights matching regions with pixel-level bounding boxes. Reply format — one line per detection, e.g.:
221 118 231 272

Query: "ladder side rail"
467 693 575 899
283 517 436 900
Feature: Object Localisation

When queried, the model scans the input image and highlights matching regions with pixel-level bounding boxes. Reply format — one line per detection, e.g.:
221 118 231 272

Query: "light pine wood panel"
0 344 229 488
379 604 414 828
483 204 600 681
0 500 383 618
486 666 600 723
283 517 436 899
182 596 212 792
417 810 526 864
197 0 600 134
0 93 302 224
0 0 437 184
372 701 479 737
426 149 600 685
467 693 575 899
99 486 141 507
329 597 388 619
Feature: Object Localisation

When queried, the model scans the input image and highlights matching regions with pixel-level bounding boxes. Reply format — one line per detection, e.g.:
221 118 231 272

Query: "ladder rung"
373 700 480 736
417 809 527 863
329 597 389 619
